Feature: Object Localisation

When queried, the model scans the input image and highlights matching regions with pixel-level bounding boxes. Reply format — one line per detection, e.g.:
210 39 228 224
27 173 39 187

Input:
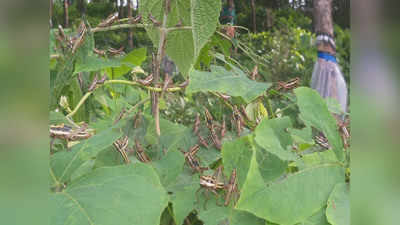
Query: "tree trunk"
118 0 124 18
77 0 87 16
64 0 69 27
313 0 335 54
49 0 53 27
127 0 133 48
251 0 256 32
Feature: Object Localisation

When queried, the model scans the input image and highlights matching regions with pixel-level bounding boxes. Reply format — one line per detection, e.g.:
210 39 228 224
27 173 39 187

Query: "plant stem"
92 23 147 33
104 80 183 92
152 7 169 137
66 91 92 118
66 80 183 118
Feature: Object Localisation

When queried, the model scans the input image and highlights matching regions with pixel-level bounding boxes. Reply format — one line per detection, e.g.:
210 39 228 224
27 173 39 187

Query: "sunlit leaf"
294 87 344 161
187 66 270 103
326 183 350 225
236 150 345 225
51 164 169 225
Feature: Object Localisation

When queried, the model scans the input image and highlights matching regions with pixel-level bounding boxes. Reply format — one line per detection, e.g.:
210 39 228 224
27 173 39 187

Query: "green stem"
125 97 150 116
66 80 184 118
104 80 183 92
66 91 92 118
264 96 276 119
92 23 148 32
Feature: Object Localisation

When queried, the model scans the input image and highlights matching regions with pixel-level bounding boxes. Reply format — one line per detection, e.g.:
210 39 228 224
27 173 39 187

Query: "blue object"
318 51 337 63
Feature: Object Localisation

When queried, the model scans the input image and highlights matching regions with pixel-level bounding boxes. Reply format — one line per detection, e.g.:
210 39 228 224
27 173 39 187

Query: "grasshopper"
113 136 130 164
88 75 99 92
50 123 92 141
220 115 226 138
224 168 240 206
197 134 209 149
231 105 244 136
197 166 225 209
204 108 222 150
338 119 350 149
97 12 119 27
129 15 142 24
193 113 201 134
71 21 86 54
204 107 214 130
276 77 300 91
209 127 222 150
107 46 125 56
136 74 154 86
93 48 106 56
133 110 142 129
148 14 161 26
314 135 330 149
135 139 151 163
181 145 208 173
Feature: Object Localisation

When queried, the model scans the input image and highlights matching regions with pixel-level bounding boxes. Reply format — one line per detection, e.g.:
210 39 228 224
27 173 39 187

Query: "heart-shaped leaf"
51 164 169 225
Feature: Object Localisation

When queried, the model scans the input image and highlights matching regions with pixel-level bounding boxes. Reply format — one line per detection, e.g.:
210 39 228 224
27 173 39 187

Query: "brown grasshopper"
204 108 222 150
135 139 151 163
129 15 142 24
107 46 125 56
88 74 107 92
220 115 226 138
204 107 214 130
113 136 130 164
136 74 154 86
71 21 87 54
148 14 161 26
276 77 300 91
224 168 240 206
181 145 208 173
196 166 225 209
209 127 222 150
338 119 350 149
133 110 142 129
50 123 92 141
231 105 244 136
93 48 106 56
193 113 201 134
314 135 330 149
97 12 119 27
197 134 209 149
178 79 190 88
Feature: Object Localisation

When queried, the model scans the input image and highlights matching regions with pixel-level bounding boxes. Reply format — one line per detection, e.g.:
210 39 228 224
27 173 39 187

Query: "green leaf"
51 164 169 225
254 117 297 161
50 127 122 183
169 173 199 225
191 0 221 57
93 147 125 169
296 208 330 225
187 66 270 103
140 0 221 76
236 152 345 225
294 88 344 161
49 111 70 125
288 126 314 146
255 146 288 183
296 151 338 170
122 47 147 66
326 183 350 225
107 48 148 78
198 205 265 225
221 136 255 189
145 116 196 153
152 149 185 187
75 55 122 73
